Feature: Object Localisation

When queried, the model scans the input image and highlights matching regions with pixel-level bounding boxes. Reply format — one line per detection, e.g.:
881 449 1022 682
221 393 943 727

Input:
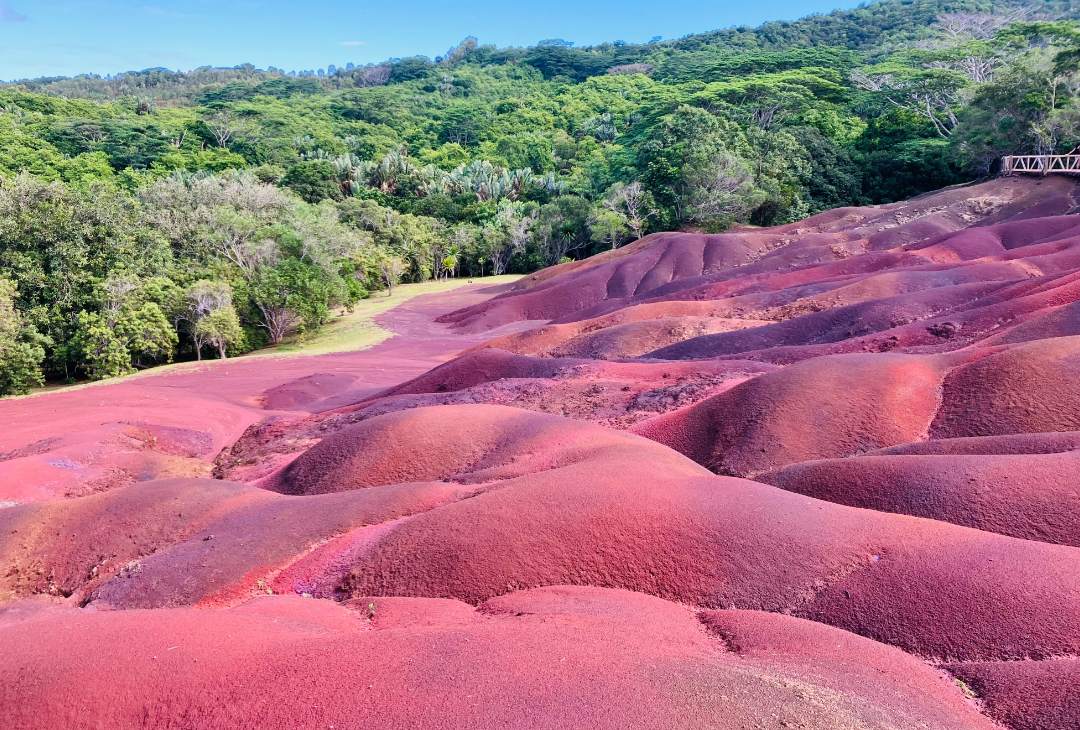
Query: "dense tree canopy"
0 0 1078 393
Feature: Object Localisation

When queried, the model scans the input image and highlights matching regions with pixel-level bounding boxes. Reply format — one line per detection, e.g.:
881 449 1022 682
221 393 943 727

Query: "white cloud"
340 40 367 48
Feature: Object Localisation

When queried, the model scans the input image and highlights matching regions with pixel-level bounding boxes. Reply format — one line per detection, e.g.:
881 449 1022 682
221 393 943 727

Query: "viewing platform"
1002 155 1080 175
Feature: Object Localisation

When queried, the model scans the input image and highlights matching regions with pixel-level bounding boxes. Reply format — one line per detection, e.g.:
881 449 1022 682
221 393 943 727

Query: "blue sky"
0 0 863 81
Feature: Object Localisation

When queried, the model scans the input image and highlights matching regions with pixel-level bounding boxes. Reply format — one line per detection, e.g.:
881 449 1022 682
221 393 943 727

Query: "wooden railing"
1002 155 1080 175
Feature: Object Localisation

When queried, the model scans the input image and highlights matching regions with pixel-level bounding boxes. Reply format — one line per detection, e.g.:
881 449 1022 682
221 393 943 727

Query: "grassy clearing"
13 275 520 400
263 274 520 357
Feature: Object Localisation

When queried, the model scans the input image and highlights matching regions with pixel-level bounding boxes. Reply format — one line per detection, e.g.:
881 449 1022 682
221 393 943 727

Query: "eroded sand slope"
4 177 1080 729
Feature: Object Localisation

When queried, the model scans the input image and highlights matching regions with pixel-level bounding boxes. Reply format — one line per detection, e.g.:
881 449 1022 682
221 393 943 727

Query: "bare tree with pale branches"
204 110 237 148
604 182 657 240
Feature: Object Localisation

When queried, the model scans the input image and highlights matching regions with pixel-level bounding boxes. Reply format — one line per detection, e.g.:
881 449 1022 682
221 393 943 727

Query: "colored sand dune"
3 177 1080 729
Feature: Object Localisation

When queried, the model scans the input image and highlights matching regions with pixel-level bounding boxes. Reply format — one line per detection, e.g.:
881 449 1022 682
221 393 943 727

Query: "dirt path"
0 280 533 503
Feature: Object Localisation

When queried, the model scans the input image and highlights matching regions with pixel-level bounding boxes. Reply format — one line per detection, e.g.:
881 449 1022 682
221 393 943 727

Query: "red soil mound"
211 355 775 482
645 280 1010 360
437 230 786 332
990 298 1080 344
341 460 1080 662
547 316 770 359
378 350 773 419
259 372 358 410
481 300 772 358
0 587 997 730
763 451 1080 545
381 346 774 400
0 477 472 608
931 335 1080 438
272 404 700 496
440 177 1078 333
0 477 251 602
383 346 584 396
250 405 1080 664
631 352 946 476
946 658 1080 730
10 404 1080 667
873 430 1080 456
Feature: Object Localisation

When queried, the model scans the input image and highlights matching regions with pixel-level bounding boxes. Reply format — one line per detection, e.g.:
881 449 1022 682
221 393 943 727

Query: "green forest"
2 0 1080 394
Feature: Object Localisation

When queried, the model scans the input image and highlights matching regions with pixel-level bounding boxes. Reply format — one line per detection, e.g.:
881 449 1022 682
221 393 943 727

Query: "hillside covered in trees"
2 0 1080 394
